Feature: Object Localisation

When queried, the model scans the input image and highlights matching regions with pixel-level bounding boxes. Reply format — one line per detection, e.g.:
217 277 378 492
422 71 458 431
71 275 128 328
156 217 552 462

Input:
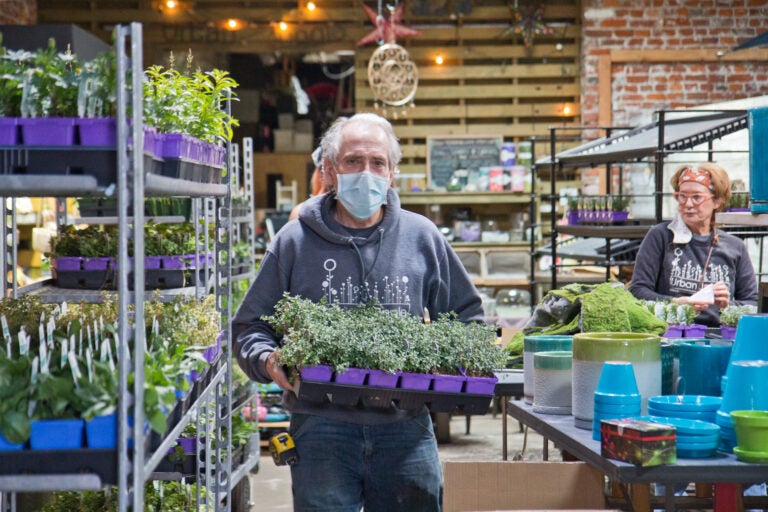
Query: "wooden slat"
385 103 581 121
369 64 579 81
357 83 579 101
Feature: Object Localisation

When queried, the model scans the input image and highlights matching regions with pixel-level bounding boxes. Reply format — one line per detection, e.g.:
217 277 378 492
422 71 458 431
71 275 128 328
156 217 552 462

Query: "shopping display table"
506 400 768 512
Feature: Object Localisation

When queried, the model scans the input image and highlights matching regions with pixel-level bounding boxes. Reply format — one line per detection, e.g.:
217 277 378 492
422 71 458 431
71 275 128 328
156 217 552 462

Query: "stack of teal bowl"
648 395 722 424
638 415 720 458
592 361 641 441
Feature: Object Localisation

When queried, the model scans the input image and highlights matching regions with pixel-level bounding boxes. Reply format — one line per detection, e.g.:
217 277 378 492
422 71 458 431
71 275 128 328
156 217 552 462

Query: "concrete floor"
248 410 560 511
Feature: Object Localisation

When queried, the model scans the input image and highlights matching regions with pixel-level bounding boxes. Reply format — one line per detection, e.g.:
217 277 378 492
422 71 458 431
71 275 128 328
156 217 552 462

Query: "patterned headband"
678 167 714 191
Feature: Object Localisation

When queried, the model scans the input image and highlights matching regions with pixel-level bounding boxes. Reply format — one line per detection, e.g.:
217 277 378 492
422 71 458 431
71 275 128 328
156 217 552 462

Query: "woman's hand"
266 351 294 391
712 281 730 309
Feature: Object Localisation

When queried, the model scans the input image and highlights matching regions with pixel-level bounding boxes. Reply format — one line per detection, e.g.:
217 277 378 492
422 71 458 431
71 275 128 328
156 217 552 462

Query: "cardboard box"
294 132 314 152
443 461 606 512
601 418 676 467
273 129 294 152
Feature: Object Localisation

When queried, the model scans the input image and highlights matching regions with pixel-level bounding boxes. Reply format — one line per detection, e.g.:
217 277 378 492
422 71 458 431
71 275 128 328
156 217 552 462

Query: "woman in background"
630 163 757 326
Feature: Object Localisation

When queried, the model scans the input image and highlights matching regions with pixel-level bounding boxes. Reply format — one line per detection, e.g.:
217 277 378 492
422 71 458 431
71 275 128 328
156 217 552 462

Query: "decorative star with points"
357 2 420 47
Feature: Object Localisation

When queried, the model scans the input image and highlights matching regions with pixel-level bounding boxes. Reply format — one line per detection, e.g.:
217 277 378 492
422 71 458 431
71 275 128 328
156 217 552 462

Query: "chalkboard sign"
427 135 503 189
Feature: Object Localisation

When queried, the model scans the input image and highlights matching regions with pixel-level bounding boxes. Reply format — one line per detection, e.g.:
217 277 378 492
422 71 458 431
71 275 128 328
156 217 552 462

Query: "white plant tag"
31 356 39 385
690 283 715 305
68 351 82 386
39 339 50 374
62 336 70 369
1 315 10 357
19 327 29 356
86 347 94 383
47 318 55 349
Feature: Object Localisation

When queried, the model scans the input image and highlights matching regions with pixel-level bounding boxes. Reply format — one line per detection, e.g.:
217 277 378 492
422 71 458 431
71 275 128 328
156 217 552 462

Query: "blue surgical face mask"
336 171 390 220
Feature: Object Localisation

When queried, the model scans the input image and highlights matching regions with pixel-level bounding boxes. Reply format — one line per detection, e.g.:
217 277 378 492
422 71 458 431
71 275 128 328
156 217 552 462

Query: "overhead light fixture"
224 18 243 31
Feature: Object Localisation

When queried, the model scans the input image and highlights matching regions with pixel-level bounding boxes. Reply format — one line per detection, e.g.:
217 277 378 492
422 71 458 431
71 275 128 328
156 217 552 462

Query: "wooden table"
506 400 768 512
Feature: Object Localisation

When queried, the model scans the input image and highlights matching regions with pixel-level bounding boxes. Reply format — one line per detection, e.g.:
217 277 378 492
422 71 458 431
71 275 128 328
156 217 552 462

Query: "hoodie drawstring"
349 228 385 303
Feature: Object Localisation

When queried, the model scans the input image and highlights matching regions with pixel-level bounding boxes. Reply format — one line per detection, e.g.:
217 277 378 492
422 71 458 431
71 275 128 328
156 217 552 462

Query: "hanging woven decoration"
367 43 418 119
358 1 419 119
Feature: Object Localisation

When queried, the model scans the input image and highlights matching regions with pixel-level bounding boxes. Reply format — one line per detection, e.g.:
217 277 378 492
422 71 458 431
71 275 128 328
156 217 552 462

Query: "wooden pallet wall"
355 2 582 178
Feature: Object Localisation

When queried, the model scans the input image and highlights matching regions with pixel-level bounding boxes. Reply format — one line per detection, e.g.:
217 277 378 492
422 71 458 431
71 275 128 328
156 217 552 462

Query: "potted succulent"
719 304 757 340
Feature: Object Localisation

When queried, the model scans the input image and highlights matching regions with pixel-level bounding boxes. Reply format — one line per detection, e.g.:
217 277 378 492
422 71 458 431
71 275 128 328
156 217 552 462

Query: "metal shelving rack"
534 110 750 292
0 22 235 512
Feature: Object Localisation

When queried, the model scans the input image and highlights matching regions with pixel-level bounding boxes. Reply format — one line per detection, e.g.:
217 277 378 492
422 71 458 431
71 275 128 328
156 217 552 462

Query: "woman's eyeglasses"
673 192 713 206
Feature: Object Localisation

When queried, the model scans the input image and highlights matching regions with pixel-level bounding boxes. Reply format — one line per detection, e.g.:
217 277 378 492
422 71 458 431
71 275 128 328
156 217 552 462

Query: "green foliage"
143 51 239 144
729 192 749 210
48 225 118 258
266 294 503 376
19 38 80 117
719 304 757 327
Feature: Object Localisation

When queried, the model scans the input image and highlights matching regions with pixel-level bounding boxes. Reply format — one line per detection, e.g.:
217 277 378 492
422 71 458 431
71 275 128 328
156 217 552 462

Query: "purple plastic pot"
664 325 684 338
399 372 433 391
300 365 333 382
161 132 195 159
611 210 629 222
720 325 737 340
684 324 707 338
19 117 77 146
0 117 19 145
77 117 117 146
175 436 198 454
144 256 163 269
161 255 186 269
465 375 498 395
431 374 466 393
567 210 579 225
203 344 220 364
334 367 368 385
367 369 400 388
83 256 112 271
54 256 83 271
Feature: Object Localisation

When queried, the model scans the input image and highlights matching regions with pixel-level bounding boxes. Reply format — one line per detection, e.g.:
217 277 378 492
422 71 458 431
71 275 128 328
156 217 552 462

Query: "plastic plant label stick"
68 350 82 386
39 339 49 374
61 336 70 369
2 315 10 357
86 347 93 383
18 326 29 356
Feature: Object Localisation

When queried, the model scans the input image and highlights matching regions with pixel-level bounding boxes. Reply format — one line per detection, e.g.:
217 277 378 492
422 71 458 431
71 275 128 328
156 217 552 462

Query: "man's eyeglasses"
673 192 713 206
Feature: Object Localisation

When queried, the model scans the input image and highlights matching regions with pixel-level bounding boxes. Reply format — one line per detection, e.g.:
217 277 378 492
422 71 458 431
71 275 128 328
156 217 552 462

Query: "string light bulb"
562 103 572 116
307 1 316 11
226 18 241 30
165 0 177 9
435 54 444 65
279 21 288 32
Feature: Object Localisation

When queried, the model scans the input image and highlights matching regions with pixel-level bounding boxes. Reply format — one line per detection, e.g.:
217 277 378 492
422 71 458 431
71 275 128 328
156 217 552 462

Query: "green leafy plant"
0 37 33 116
48 225 117 258
610 195 630 212
267 294 503 376
20 38 80 117
143 50 239 143
720 304 757 327
729 192 749 210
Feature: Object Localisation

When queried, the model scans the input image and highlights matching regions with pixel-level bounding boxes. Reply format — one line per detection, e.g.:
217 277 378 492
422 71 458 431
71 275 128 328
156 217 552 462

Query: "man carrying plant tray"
233 112 484 511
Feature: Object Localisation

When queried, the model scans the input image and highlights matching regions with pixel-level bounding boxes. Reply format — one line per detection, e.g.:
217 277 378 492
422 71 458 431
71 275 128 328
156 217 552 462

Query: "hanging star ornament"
502 2 553 48
357 2 421 47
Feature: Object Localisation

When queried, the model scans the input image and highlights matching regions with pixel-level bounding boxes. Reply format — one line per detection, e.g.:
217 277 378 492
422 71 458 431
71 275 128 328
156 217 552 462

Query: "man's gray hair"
319 113 402 170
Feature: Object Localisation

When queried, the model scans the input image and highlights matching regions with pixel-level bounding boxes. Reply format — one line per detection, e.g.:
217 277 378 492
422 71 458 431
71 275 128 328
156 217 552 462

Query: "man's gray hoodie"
232 188 484 424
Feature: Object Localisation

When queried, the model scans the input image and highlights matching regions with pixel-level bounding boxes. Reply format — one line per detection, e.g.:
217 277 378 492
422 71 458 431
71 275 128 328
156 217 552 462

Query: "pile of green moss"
504 282 667 362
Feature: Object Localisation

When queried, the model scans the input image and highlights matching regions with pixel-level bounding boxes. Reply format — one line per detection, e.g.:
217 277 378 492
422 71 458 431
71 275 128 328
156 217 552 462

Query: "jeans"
289 411 442 512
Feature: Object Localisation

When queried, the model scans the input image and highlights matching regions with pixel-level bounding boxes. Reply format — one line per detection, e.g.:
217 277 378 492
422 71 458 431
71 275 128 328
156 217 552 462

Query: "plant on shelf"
143 50 239 144
0 36 30 117
19 39 80 118
48 225 118 258
610 195 630 212
728 192 749 211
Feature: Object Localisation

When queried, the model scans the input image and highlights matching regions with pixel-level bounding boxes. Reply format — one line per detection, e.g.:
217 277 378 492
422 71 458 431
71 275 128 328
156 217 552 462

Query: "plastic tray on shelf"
296 380 494 414
0 448 118 485
0 147 118 188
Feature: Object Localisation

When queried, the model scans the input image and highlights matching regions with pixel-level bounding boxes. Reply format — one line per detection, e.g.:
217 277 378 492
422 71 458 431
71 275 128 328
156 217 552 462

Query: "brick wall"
0 0 36 24
582 0 768 126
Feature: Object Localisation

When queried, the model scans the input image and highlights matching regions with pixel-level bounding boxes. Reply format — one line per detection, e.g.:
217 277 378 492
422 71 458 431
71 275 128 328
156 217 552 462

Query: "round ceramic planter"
532 351 572 415
523 335 572 404
572 332 660 429
732 410 768 455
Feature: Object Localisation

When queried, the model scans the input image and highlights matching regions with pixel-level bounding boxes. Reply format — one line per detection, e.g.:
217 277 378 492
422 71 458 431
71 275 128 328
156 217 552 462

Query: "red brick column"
582 0 768 126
